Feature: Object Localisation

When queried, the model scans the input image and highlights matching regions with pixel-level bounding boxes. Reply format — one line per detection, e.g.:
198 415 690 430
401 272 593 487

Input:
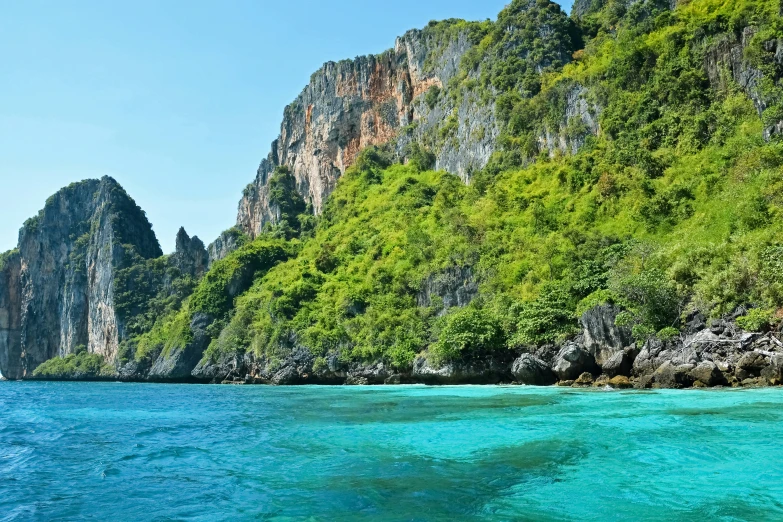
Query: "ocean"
1 382 782 521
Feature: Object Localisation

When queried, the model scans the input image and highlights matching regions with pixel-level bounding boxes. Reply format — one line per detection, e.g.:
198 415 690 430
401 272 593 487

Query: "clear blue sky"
0 0 574 254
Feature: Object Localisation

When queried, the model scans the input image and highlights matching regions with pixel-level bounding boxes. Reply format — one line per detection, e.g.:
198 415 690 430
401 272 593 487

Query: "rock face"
417 266 478 315
538 83 602 157
148 313 212 382
0 178 162 379
512 354 556 385
236 26 499 238
207 228 245 268
172 228 208 279
0 251 22 380
580 304 633 366
553 343 598 381
705 28 783 141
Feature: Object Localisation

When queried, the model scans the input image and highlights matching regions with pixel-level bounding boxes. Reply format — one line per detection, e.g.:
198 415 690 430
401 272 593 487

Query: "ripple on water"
1 383 782 521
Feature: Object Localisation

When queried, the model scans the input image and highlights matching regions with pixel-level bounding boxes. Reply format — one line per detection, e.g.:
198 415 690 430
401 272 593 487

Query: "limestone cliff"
705 27 783 141
236 26 498 237
0 177 161 379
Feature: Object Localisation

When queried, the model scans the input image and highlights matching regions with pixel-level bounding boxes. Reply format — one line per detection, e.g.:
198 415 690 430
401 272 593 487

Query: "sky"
0 0 574 254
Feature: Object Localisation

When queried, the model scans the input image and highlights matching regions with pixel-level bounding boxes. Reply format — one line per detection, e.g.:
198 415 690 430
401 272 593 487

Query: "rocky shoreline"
22 304 769 389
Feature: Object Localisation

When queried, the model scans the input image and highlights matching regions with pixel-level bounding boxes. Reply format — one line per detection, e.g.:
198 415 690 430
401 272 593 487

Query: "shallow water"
1 383 782 521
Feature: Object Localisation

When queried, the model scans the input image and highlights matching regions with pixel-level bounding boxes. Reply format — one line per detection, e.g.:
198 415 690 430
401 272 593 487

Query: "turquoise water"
1 384 783 521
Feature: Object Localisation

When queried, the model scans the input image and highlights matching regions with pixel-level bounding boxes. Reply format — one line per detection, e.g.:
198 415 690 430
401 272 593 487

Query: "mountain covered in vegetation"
3 0 783 388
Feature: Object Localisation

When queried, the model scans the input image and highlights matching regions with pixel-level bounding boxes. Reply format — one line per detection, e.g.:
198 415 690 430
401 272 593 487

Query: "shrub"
656 327 681 341
432 307 506 362
189 239 292 320
513 283 578 346
425 85 441 110
736 308 776 332
611 268 683 340
33 351 115 379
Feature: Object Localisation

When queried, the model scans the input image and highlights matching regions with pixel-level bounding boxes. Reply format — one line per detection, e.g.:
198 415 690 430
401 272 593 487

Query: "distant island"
2 0 783 389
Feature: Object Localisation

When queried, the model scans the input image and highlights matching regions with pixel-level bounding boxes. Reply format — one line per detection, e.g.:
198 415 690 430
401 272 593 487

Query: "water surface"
1 382 782 521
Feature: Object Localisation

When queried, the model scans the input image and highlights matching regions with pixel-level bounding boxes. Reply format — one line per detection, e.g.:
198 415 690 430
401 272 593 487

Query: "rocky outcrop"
511 354 557 385
411 353 515 385
147 313 211 382
0 251 22 380
236 26 499 238
632 316 783 388
580 303 633 366
552 342 598 381
705 27 783 141
0 177 162 379
417 266 478 315
207 228 245 268
538 83 602 157
172 227 207 278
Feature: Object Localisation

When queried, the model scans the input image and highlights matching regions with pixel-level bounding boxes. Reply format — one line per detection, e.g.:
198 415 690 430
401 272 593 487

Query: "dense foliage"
37 0 782 376
33 346 115 379
193 0 783 370
126 238 294 363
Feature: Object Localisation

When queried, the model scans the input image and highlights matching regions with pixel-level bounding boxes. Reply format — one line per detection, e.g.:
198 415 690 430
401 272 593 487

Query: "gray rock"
417 266 478 316
0 177 162 379
0 251 22 380
705 28 783 141
148 313 212 381
346 361 392 385
689 361 725 387
737 352 769 375
601 348 636 377
172 227 208 278
538 83 602 157
760 355 783 385
552 343 597 381
654 361 695 389
580 304 633 367
412 354 513 385
207 228 244 268
511 354 556 385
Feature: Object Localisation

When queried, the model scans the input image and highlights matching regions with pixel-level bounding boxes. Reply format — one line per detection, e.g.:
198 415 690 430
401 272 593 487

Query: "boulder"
412 354 514 385
602 348 636 377
511 354 556 386
552 343 597 381
689 361 725 387
760 355 783 385
608 375 632 389
271 365 299 385
580 304 633 366
654 361 695 389
737 351 769 377
572 372 594 387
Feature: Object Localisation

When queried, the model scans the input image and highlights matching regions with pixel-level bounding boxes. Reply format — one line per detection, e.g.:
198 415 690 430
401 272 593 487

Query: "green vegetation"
0 249 19 271
194 0 783 369
114 256 197 339
33 346 115 379
126 238 295 363
108 0 783 373
736 308 780 332
264 166 310 239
